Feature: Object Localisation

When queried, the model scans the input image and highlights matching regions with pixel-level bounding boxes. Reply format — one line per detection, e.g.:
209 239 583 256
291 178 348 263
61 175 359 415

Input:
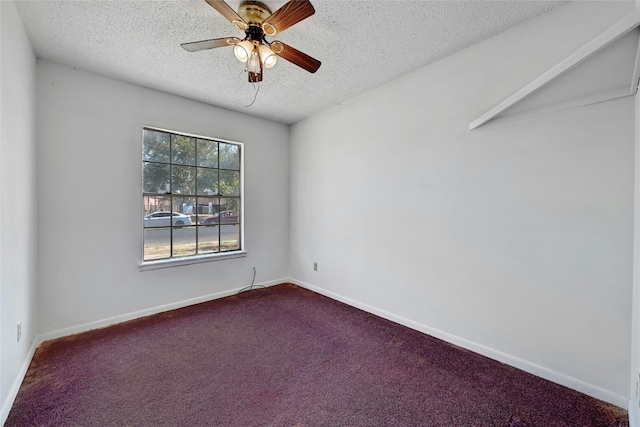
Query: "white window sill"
139 251 247 271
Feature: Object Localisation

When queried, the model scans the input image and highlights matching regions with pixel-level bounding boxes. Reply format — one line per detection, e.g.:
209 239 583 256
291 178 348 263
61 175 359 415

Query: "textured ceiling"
15 0 570 124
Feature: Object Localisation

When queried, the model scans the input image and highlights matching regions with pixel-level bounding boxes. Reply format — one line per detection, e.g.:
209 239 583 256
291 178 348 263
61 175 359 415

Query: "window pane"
171 134 196 165
219 170 239 196
143 130 170 163
219 143 240 170
196 197 219 224
143 195 171 217
172 226 196 257
197 168 218 196
223 197 239 212
144 228 170 260
197 225 219 254
219 198 240 224
171 197 196 224
220 224 240 251
171 165 196 194
218 197 234 216
143 162 170 194
197 139 218 168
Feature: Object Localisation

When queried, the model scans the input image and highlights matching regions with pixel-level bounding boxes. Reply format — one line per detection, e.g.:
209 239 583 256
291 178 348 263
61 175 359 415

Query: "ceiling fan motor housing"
245 24 264 42
238 1 272 24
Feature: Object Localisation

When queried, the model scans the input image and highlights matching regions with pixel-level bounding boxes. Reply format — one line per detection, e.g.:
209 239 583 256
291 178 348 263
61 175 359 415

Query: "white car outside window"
144 212 192 227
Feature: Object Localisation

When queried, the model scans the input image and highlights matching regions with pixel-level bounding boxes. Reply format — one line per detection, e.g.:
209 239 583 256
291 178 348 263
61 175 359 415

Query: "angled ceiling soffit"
469 8 640 130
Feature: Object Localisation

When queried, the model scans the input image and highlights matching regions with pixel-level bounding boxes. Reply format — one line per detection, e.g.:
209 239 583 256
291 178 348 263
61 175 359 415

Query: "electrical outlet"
17 322 22 342
313 262 318 271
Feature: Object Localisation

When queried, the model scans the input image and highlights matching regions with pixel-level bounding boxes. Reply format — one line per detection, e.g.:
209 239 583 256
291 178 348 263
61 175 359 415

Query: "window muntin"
142 128 242 262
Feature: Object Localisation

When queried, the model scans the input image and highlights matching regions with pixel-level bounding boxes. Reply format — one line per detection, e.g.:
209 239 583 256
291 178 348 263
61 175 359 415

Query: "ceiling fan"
181 0 321 83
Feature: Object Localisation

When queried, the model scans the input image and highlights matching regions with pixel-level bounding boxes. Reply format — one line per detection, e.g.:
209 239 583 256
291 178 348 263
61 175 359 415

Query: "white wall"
632 32 640 425
4 0 638 421
632 0 640 419
36 61 290 337
0 1 38 422
632 86 640 427
290 1 635 406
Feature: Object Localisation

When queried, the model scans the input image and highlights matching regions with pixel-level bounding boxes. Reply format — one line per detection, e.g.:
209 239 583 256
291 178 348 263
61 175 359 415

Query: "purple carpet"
6 283 628 426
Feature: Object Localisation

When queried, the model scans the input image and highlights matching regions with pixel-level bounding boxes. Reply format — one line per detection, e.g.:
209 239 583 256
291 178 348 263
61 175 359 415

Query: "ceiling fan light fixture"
259 44 278 69
233 40 253 63
247 46 262 75
262 22 277 36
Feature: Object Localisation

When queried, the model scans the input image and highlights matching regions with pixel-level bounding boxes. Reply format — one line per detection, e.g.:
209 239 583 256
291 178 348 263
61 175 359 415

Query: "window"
142 127 243 263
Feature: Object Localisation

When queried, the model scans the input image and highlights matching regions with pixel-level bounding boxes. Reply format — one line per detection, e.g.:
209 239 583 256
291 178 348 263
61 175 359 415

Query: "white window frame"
139 126 245 271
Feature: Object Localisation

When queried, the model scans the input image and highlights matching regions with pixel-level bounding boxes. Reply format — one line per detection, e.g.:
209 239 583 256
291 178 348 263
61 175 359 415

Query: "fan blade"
272 41 321 73
262 0 315 36
204 0 247 29
181 37 240 52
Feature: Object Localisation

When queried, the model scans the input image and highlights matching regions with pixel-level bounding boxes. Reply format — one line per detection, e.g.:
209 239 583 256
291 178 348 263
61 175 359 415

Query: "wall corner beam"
469 8 640 131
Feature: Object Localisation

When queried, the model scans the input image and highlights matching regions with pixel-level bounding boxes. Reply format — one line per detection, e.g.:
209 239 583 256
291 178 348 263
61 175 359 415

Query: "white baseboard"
3 278 628 425
631 398 640 427
38 278 286 343
1 278 286 426
1 339 38 426
289 278 628 409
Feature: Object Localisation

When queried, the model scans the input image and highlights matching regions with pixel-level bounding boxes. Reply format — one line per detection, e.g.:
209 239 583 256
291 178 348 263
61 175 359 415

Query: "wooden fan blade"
181 37 240 52
262 0 315 36
204 0 247 28
272 41 321 73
